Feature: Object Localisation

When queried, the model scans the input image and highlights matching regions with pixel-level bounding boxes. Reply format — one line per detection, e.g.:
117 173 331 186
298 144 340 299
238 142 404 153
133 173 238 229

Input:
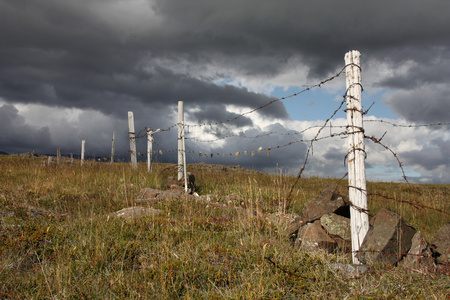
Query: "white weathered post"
147 129 153 172
177 101 185 181
111 132 116 165
345 50 369 265
128 111 137 170
57 148 61 164
81 140 86 165
47 156 52 166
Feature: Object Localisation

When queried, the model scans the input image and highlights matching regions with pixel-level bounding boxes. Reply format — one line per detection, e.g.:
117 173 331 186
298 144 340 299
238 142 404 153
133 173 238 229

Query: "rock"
357 209 416 265
109 206 163 220
296 220 338 253
430 223 450 264
400 231 434 269
136 188 162 203
328 263 368 278
300 186 349 224
320 213 351 240
320 213 351 253
162 176 179 189
268 212 303 239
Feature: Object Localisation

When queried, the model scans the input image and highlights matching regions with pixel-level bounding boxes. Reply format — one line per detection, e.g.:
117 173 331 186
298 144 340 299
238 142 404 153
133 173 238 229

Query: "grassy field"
0 155 449 299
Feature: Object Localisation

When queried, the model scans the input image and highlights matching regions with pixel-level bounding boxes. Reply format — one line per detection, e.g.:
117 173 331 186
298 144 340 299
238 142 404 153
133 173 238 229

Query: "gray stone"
357 209 416 265
300 186 349 224
109 206 163 220
296 220 337 253
400 231 434 269
328 263 368 278
136 188 162 203
320 213 352 253
320 213 351 240
430 223 450 264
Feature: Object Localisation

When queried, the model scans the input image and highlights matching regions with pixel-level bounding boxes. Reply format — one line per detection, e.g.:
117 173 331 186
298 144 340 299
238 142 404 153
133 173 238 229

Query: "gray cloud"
382 84 450 123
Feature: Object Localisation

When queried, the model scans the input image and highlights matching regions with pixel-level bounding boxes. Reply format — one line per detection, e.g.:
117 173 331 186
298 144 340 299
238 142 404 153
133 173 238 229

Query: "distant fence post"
177 101 186 181
57 148 61 164
345 50 369 265
81 140 86 165
70 153 73 164
128 111 137 170
111 132 116 165
147 129 153 172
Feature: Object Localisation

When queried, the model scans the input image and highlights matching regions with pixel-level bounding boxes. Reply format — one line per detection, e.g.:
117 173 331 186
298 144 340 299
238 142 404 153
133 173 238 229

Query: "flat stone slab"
328 263 368 278
109 206 163 220
357 208 416 265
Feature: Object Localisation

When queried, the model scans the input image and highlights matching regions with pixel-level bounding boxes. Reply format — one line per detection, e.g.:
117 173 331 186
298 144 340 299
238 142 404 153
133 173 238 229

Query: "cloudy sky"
0 0 449 183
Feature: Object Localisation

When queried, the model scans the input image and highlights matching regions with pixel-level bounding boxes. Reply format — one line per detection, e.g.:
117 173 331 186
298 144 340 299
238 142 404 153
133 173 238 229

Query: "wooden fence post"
111 132 116 165
147 129 153 172
57 148 61 164
345 50 369 265
128 111 137 170
178 101 185 181
81 140 85 165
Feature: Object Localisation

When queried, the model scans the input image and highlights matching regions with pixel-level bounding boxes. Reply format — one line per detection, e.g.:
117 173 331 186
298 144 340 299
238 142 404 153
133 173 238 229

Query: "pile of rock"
269 186 450 268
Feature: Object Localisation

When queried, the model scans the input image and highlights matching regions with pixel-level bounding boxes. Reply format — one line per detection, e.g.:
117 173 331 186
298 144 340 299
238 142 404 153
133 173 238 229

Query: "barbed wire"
364 120 450 128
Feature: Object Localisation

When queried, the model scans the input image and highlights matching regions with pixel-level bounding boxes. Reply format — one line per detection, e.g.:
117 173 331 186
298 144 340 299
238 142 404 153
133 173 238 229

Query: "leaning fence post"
345 50 369 265
128 111 137 170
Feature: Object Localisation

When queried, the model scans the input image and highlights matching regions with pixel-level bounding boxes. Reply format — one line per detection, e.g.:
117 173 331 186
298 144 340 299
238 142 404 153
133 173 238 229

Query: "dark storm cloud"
0 104 52 153
152 0 450 77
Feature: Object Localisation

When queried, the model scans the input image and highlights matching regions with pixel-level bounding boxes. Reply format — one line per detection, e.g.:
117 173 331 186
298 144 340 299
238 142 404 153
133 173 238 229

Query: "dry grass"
0 155 449 299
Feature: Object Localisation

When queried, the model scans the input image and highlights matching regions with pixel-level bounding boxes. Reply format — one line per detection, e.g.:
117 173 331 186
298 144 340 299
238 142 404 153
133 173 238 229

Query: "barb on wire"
364 120 450 128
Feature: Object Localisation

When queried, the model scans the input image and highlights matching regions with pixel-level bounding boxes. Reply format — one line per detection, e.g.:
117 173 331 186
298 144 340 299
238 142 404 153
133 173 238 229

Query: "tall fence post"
81 140 85 165
345 50 369 265
128 111 137 170
111 132 116 165
178 101 185 181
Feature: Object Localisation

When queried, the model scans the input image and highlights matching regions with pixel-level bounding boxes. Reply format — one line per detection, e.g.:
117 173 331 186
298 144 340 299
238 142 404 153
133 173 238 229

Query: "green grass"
0 155 449 299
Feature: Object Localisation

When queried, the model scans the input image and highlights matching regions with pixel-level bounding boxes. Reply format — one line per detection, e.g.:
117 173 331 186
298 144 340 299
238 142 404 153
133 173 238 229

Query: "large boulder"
430 223 450 264
300 186 349 224
357 209 416 265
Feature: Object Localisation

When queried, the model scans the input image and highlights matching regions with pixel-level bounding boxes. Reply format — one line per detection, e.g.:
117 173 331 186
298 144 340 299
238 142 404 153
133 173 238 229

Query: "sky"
0 0 449 184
